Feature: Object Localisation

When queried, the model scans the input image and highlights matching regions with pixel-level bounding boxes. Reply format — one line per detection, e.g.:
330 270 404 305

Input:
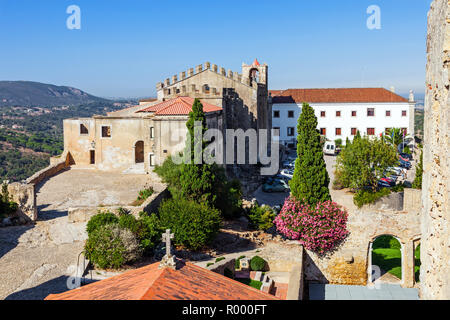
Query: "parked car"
323 141 337 156
399 155 411 162
280 169 294 179
400 153 413 161
378 180 393 188
380 177 396 186
262 179 290 193
398 159 412 169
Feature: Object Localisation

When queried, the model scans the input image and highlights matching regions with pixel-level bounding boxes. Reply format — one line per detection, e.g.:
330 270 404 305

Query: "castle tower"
242 59 268 87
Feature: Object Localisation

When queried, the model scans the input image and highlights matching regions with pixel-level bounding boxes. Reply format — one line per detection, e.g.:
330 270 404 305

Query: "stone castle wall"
420 0 450 300
304 189 422 288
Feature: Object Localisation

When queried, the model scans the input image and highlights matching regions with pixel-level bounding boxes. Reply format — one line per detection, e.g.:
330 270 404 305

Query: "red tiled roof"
45 260 278 300
270 88 409 104
137 96 222 116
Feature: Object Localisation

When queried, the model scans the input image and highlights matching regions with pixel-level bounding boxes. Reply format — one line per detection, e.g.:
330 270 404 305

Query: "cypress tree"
179 99 219 204
289 103 331 205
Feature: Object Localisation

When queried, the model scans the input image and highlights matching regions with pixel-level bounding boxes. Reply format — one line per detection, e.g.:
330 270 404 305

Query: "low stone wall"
68 187 169 223
6 182 37 222
206 258 236 278
304 204 422 288
26 157 70 184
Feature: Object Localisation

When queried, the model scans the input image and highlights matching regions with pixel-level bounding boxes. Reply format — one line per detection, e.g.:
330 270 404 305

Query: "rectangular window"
149 154 155 167
90 150 95 164
320 111 326 118
274 110 280 118
288 111 294 118
150 127 155 139
101 126 111 138
351 128 357 136
367 128 375 136
287 127 295 136
402 110 407 117
336 111 341 117
335 128 342 136
352 111 357 117
80 124 89 135
320 128 326 136
386 110 391 117
367 108 375 117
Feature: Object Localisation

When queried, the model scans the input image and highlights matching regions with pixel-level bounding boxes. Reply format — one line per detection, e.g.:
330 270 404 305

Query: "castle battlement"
156 61 257 91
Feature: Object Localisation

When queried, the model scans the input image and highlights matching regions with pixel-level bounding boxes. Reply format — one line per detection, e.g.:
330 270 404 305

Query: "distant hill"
0 81 109 107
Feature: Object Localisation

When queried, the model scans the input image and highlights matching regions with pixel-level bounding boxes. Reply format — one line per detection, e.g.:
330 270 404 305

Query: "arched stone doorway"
368 235 403 286
134 141 144 164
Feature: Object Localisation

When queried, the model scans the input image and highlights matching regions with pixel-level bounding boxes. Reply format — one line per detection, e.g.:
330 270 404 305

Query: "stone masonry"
420 0 450 300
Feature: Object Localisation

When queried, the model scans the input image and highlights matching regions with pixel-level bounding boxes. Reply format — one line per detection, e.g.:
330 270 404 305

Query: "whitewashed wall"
272 102 414 145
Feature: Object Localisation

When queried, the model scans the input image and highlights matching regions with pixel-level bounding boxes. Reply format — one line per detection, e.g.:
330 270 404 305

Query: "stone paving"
0 168 151 300
309 283 419 300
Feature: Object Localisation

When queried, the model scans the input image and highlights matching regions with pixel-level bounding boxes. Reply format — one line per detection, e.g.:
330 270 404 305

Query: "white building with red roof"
270 88 415 147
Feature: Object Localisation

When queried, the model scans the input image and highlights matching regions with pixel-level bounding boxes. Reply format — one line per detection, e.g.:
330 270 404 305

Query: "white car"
280 169 294 179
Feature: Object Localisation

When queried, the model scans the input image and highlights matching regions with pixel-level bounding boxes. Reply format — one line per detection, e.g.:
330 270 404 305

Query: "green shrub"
215 257 225 263
373 235 401 250
250 256 266 271
137 212 163 254
0 182 18 218
206 262 214 267
353 188 391 208
86 212 119 235
117 207 130 216
246 203 276 231
119 212 162 254
84 224 142 269
158 197 221 251
335 139 343 148
138 188 154 201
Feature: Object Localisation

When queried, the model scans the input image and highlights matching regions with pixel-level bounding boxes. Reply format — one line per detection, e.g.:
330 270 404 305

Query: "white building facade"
270 88 415 147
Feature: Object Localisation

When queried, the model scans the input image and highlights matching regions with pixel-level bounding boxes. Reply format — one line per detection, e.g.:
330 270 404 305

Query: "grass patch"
235 278 263 290
372 248 402 279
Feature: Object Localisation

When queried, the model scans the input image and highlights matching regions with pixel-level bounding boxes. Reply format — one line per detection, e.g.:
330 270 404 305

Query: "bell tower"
242 58 268 87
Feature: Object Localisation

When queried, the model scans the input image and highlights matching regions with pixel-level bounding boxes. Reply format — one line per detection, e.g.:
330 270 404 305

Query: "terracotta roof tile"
270 88 409 104
137 97 222 116
45 260 278 300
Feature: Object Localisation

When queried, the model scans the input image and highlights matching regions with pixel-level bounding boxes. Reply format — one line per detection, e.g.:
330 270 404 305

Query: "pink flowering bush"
274 197 349 254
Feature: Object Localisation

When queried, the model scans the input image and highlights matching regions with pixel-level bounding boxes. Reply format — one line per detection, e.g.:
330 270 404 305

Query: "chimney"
409 90 415 102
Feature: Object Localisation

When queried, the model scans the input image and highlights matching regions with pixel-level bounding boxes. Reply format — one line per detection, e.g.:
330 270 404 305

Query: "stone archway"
134 141 144 164
367 235 403 286
367 234 417 288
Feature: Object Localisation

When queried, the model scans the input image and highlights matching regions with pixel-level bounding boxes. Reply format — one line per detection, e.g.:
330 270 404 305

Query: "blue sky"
0 0 432 98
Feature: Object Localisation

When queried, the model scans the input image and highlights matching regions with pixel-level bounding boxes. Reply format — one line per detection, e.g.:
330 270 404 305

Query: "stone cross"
162 229 174 257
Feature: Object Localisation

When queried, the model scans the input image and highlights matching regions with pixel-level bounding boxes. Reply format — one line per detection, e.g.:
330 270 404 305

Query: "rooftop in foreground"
45 259 279 300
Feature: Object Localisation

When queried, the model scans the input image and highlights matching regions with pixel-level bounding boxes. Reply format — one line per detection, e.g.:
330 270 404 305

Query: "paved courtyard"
0 168 152 300
309 283 419 300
